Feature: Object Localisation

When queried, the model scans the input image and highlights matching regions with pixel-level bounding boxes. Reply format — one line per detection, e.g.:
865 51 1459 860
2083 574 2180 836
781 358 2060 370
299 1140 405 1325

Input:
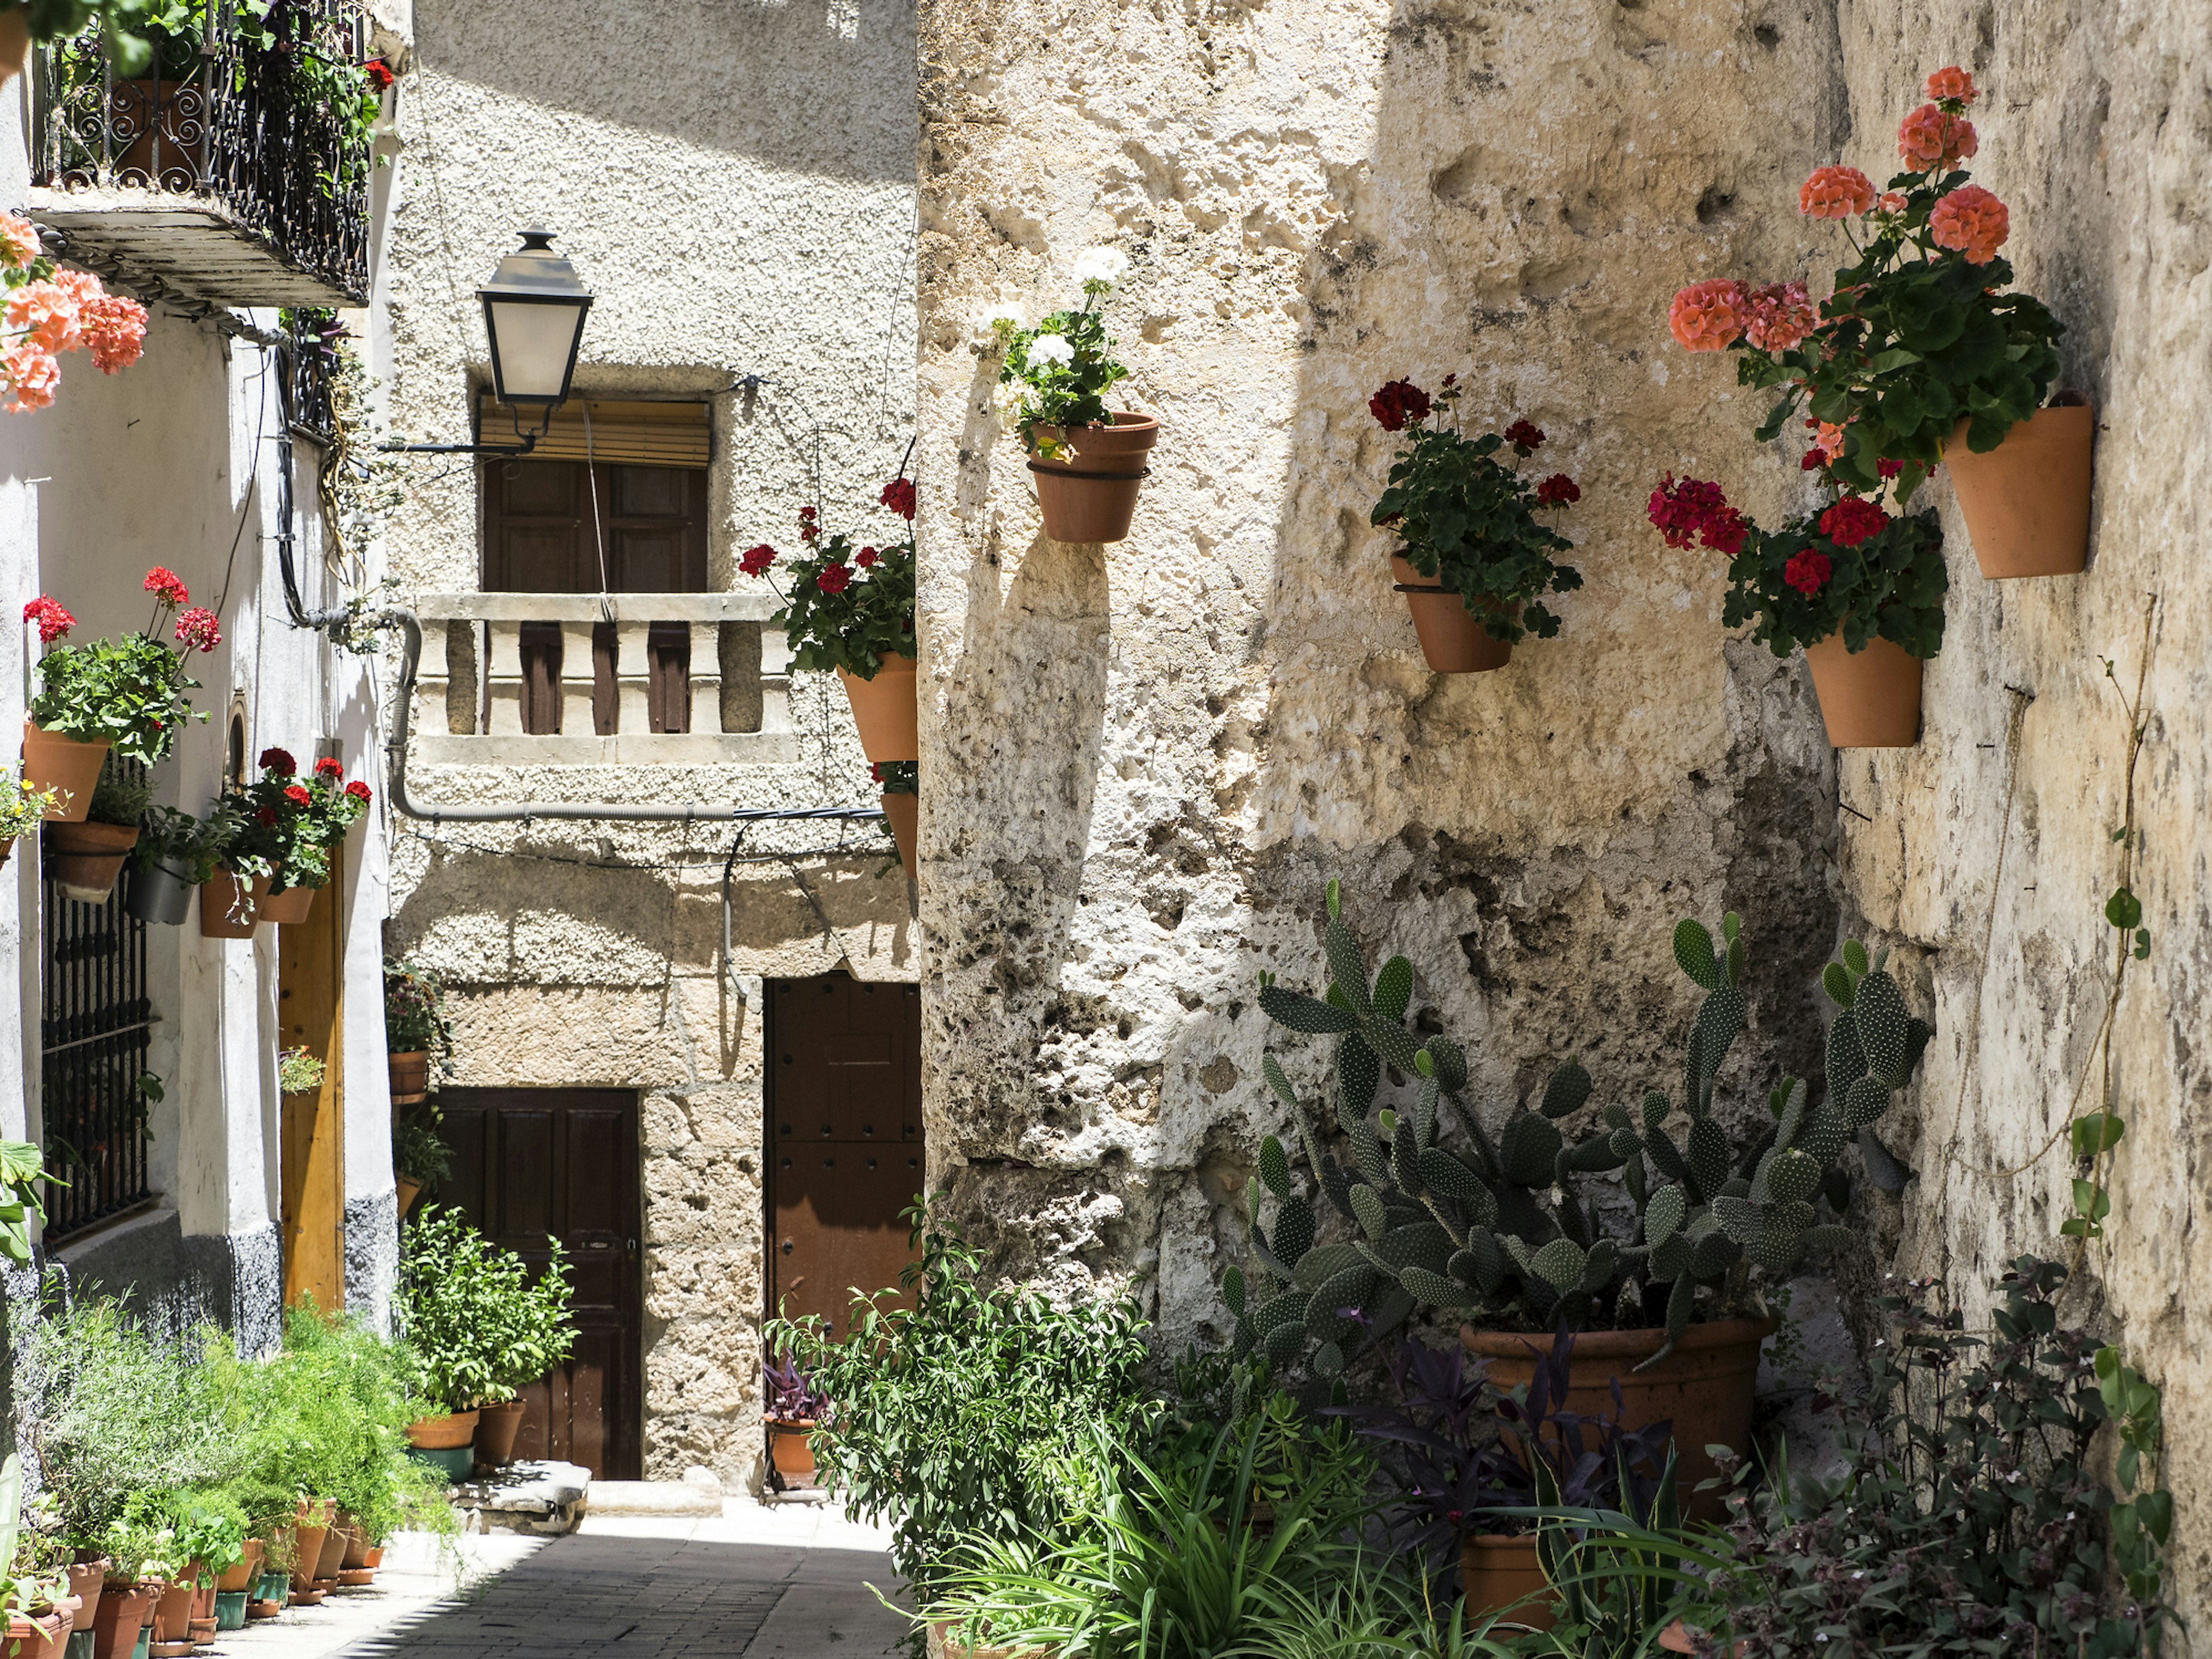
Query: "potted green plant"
1647 474 1945 747
20 570 214 821
1367 388 1584 672
1225 881 1929 1522
1668 67 2080 578
276 1047 325 1098
124 802 237 927
983 250 1154 543
222 750 369 926
873 761 916 881
0 1455 75 1659
761 1354 830 1488
46 755 150 904
748 475 919 763
0 767 61 870
383 957 456 1105
391 1106 450 1221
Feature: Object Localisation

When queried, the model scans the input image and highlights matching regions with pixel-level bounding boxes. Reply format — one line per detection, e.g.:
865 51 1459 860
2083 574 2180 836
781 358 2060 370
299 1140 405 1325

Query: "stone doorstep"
452 1459 592 1535
581 1467 726 1518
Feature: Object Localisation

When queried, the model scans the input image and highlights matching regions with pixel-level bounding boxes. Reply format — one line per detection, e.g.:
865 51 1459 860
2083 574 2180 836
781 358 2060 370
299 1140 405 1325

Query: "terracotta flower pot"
880 792 916 880
1460 1533 1554 1631
1801 634 1924 748
198 871 271 938
1026 412 1159 543
475 1397 527 1467
150 1582 191 1645
5 1611 69 1659
20 724 109 823
261 882 318 926
1946 401 2093 578
339 1522 372 1571
837 654 918 763
407 1408 480 1449
214 1540 263 1595
66 1561 107 1634
1462 1317 1776 1525
396 1176 423 1217
89 1585 152 1659
123 858 195 925
1391 558 1513 673
288 1524 328 1592
46 820 141 904
388 1051 431 1103
313 1521 347 1581
767 1416 817 1482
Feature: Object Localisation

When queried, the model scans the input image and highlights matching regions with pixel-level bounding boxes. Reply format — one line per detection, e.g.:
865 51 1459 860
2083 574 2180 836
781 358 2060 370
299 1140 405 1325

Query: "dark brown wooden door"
433 1088 642 1479
766 976 925 1338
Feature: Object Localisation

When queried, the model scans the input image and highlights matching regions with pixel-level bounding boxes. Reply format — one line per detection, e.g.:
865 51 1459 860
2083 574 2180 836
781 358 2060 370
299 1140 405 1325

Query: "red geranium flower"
1801 449 1828 472
855 546 878 569
1533 473 1580 506
283 784 312 808
797 505 820 544
142 566 188 606
175 606 221 653
259 747 296 776
1877 458 1903 480
1647 475 1741 551
22 596 73 644
256 808 278 827
345 781 372 802
1819 496 1889 548
740 543 777 577
363 56 395 90
1502 419 1546 453
1368 379 1431 433
315 757 343 779
815 563 853 596
879 478 917 521
1784 549 1833 596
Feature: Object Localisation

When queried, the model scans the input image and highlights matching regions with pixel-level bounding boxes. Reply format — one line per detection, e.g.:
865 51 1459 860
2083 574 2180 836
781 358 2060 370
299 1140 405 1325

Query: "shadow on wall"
415 0 918 183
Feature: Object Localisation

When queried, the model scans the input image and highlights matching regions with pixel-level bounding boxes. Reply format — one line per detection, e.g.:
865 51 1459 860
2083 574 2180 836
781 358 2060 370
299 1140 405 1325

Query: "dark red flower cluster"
740 543 777 577
176 606 221 653
1801 449 1829 472
798 505 820 544
143 566 189 606
1877 458 1904 480
1819 495 1889 548
855 546 879 569
1368 379 1431 433
1647 475 1747 555
256 808 278 827
815 563 853 596
1503 419 1546 453
345 780 372 802
260 747 296 776
879 478 917 521
363 56 395 90
22 596 73 644
1783 548 1834 596
1534 473 1580 506
283 784 311 808
315 757 343 780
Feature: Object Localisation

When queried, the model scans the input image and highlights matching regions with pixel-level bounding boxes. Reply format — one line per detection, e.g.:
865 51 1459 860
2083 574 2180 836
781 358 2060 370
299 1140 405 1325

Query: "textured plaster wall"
384 0 921 1482
1819 0 2212 1620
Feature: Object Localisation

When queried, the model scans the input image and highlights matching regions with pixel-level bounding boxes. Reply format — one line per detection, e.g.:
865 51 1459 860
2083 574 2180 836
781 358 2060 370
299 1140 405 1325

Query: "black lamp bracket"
380 400 554 457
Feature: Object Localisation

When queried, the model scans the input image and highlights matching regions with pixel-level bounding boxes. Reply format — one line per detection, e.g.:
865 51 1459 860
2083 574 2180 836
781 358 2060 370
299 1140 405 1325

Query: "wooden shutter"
479 397 711 467
483 456 708 594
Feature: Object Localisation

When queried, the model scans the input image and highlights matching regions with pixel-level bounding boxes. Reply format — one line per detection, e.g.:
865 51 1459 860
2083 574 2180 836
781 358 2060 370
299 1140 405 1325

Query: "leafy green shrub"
767 1203 1154 1597
392 1108 453 1188
396 1207 574 1413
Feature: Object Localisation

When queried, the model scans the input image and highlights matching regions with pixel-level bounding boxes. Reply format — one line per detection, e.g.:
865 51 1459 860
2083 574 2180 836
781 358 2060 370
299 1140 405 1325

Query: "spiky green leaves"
1501 1111 1563 1187
1258 1135 1292 1200
1260 984 1357 1035
1541 1059 1593 1119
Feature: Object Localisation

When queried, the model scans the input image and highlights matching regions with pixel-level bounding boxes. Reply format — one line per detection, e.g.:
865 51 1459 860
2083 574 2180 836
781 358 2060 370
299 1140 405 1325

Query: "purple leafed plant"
764 1351 831 1422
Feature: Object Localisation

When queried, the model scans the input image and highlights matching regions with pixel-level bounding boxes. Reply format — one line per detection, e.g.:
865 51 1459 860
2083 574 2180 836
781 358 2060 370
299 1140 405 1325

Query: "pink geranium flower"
0 214 41 271
1928 184 2009 264
1798 166 1876 220
1744 282 1817 352
1 345 59 414
1925 66 1977 107
1667 279 1749 353
5 281 81 355
81 295 147 374
176 607 222 652
1897 103 1978 171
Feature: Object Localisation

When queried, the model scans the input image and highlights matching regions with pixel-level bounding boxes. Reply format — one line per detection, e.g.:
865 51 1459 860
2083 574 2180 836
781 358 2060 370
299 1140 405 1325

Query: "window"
40 852 154 1242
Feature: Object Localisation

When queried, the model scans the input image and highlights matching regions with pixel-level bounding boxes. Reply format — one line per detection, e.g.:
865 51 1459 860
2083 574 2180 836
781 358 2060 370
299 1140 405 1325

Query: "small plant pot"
198 872 271 938
1801 634 1924 749
1026 412 1159 543
1391 558 1513 673
88 1585 153 1659
396 1176 423 1217
767 1416 817 1483
123 859 195 926
20 723 108 823
214 1540 263 1596
836 654 918 764
149 1581 192 1645
46 821 142 904
1460 1534 1553 1632
407 1442 475 1480
211 1593 248 1633
388 1051 431 1103
336 1512 371 1570
289 1523 329 1593
313 1521 348 1582
262 882 319 926
6 1611 71 1659
880 793 916 880
1946 400 2093 578
475 1397 527 1467
407 1408 480 1449
65 1562 106 1634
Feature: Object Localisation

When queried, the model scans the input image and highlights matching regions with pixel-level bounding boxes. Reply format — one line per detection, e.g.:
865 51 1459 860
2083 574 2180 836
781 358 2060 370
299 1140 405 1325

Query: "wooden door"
434 1089 642 1479
278 849 343 1312
766 976 925 1338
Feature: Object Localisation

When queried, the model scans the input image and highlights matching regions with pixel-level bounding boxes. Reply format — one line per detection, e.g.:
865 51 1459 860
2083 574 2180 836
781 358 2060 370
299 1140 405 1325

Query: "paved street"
207 1502 906 1659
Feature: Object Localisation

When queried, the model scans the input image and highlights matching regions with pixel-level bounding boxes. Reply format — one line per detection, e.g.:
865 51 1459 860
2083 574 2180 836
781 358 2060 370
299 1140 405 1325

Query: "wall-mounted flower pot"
123 859 195 926
1027 412 1158 543
838 654 918 763
1946 400 2093 578
198 872 271 938
395 1176 423 1218
1461 1316 1776 1526
1460 1534 1552 1632
880 793 916 880
1801 634 1924 748
47 821 141 904
767 1416 817 1483
475 1398 527 1467
1391 558 1513 673
21 723 108 823
388 1051 431 1103
262 882 319 926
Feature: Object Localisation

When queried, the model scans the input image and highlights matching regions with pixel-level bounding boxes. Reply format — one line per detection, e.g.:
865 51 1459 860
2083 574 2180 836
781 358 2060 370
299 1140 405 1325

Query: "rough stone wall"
912 0 1862 1350
1821 0 2212 1622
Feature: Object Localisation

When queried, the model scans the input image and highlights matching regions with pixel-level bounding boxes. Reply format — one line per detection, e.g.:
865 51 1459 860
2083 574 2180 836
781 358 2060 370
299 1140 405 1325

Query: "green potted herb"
125 801 238 927
746 474 918 764
1367 385 1583 673
46 753 151 904
382 957 455 1105
0 766 60 870
984 249 1154 542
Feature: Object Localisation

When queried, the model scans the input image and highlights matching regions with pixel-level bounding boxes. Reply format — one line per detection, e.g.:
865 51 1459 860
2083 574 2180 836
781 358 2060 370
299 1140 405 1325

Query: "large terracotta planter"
123 859 195 926
312 1521 347 1582
1460 1534 1553 1632
1946 402 2093 578
261 882 318 926
388 1051 431 1103
767 1416 817 1483
198 872 271 938
288 1523 329 1592
407 1408 480 1449
1391 558 1513 673
475 1397 527 1467
46 821 141 904
66 1561 107 1634
214 1540 263 1595
1463 1317 1776 1525
880 792 916 880
89 1585 153 1659
837 654 918 763
20 724 108 823
149 1582 191 1645
5 1611 70 1659
1801 634 1924 748
1027 412 1158 543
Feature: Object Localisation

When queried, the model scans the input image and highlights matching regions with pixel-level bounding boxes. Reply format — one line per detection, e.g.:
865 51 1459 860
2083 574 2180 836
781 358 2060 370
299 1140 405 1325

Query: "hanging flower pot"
46 820 141 903
395 1176 423 1217
1460 1534 1552 1631
198 872 271 938
836 655 918 764
880 791 917 880
1027 414 1159 543
1802 634 1925 748
1945 399 2094 578
20 724 108 824
1389 558 1514 673
262 882 318 926
124 858 195 925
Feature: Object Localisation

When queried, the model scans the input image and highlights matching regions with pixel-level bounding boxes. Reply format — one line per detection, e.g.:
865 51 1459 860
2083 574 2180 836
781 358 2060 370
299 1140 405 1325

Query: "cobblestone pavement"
205 1501 905 1659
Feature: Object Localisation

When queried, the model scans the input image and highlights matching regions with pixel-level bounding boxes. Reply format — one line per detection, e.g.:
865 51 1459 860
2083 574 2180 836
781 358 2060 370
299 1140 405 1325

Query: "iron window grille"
279 308 339 446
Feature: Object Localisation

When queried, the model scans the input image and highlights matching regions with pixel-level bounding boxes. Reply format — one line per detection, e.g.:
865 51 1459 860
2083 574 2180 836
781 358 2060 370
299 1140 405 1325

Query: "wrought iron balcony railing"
27 1 373 306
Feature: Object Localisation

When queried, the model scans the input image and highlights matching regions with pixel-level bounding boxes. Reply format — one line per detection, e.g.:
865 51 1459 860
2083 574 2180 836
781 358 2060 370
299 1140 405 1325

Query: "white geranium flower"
1071 246 1129 289
975 304 1025 347
1025 333 1075 371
